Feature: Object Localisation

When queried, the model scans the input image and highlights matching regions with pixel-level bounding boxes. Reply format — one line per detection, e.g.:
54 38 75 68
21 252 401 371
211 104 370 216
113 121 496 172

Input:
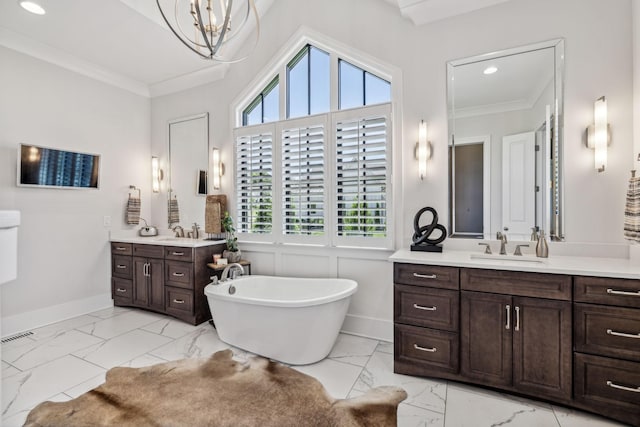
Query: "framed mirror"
168 112 209 229
447 39 564 241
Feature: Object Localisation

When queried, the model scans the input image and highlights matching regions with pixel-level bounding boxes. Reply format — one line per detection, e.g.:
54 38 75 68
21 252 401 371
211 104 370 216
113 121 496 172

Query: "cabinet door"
133 257 149 306
461 291 512 387
148 259 165 310
512 297 571 400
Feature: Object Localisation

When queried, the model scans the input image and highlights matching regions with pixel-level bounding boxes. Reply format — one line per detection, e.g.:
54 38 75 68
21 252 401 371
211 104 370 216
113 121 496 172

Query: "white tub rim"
204 275 357 308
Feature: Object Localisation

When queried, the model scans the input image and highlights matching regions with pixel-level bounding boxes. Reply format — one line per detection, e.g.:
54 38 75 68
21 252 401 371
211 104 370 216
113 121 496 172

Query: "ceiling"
0 0 513 98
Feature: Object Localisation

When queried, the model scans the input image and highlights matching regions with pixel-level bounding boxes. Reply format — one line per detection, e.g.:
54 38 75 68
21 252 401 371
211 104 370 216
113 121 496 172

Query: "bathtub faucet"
221 263 245 282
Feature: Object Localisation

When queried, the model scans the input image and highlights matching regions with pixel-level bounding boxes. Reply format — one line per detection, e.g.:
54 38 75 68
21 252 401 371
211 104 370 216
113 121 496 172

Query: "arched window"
233 31 395 249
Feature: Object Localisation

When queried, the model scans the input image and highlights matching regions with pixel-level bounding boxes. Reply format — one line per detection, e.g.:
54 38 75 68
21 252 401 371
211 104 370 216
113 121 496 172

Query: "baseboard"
340 313 393 342
1 293 113 338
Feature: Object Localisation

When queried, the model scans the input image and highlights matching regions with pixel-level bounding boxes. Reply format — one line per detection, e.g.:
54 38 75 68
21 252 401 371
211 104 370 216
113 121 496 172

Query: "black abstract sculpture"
411 207 447 253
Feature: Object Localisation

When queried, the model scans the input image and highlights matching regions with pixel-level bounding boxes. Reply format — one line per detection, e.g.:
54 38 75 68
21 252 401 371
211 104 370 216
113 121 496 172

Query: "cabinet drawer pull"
413 273 437 279
606 288 640 297
116 265 127 269
413 303 437 311
115 247 128 251
173 299 185 304
172 272 185 277
505 305 511 330
606 329 640 339
116 288 127 293
606 381 640 393
171 251 184 256
413 344 437 353
514 306 520 331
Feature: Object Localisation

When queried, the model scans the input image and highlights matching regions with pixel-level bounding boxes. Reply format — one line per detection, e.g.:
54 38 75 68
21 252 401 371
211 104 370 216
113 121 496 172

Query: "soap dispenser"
530 227 539 242
536 230 549 258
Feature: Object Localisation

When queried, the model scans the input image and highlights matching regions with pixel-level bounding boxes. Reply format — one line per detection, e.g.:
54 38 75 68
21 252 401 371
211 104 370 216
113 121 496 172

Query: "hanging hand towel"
624 170 640 242
126 195 141 225
168 196 180 225
205 195 227 234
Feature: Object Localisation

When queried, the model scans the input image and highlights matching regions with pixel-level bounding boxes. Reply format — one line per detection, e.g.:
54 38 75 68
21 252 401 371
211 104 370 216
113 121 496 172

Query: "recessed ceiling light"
19 1 46 15
483 66 498 75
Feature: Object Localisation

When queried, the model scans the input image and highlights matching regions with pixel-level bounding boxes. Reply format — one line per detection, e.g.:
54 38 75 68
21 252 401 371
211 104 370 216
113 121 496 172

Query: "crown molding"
396 0 512 26
0 27 150 98
149 64 230 97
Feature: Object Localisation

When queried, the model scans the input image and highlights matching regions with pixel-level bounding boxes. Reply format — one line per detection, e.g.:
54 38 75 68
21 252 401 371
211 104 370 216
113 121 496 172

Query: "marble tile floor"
1 307 628 427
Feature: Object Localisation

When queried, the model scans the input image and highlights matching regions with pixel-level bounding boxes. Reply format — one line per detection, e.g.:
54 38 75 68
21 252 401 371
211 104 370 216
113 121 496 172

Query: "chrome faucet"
497 232 508 255
191 222 200 239
172 225 184 237
221 263 245 282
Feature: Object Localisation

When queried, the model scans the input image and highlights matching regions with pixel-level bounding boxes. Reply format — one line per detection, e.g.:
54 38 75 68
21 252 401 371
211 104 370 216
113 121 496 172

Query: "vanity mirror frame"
167 112 210 229
446 39 565 241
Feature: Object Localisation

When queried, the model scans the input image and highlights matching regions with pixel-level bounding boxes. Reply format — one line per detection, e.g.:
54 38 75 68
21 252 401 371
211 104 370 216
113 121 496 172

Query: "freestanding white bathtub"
204 275 357 365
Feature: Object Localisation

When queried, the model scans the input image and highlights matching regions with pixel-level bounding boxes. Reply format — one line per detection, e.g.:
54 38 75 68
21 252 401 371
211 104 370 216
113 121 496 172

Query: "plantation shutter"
235 125 274 235
281 118 326 239
334 103 391 248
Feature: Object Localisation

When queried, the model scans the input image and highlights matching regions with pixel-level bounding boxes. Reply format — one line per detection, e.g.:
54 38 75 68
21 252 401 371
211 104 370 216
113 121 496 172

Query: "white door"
502 132 535 237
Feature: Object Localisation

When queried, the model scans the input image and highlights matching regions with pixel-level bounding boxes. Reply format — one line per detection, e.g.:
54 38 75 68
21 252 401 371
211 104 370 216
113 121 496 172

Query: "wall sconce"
586 96 611 173
211 148 225 190
414 120 431 180
151 156 163 193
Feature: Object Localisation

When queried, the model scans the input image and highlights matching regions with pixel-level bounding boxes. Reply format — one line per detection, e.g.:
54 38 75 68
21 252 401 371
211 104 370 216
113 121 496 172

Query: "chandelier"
156 0 259 62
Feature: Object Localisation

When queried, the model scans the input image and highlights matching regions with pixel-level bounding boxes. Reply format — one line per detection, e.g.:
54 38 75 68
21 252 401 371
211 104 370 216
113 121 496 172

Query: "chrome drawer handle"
172 272 185 277
172 252 184 256
606 329 640 339
505 305 511 330
173 299 185 304
606 381 640 393
413 303 437 311
413 273 437 279
116 265 127 269
413 344 437 353
116 288 127 293
514 306 520 331
606 288 640 297
115 247 128 251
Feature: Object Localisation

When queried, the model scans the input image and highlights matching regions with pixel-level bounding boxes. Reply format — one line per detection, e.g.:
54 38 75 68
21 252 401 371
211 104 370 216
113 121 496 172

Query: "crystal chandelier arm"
156 0 210 59
194 1 216 55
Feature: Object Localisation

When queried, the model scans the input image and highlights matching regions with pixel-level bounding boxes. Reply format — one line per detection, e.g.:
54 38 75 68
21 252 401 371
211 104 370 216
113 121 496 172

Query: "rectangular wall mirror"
447 39 565 241
168 112 209 229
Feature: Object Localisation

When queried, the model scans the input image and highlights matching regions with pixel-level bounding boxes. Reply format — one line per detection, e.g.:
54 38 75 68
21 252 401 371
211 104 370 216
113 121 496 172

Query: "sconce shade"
418 120 428 180
594 96 607 172
152 156 161 193
212 148 222 190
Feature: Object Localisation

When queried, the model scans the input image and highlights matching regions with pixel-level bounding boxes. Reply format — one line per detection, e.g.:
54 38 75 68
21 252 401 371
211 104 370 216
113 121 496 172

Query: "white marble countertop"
390 248 640 280
110 234 225 248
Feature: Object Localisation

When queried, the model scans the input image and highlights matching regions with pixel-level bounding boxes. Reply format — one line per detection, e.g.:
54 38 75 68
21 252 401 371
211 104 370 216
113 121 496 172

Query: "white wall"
150 0 634 341
0 47 150 335
635 0 640 162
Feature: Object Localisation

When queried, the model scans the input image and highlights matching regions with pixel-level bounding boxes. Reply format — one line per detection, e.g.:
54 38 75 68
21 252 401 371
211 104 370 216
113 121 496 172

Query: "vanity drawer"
112 278 133 305
133 244 164 259
394 263 459 290
166 287 194 314
111 242 132 256
394 284 458 331
395 323 459 373
461 268 571 300
574 353 640 426
165 261 193 289
574 276 640 309
165 247 194 262
112 255 132 279
574 303 640 362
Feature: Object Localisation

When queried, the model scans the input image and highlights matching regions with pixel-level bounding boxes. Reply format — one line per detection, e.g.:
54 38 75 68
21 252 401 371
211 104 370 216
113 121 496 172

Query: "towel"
168 197 180 225
624 170 640 242
205 195 227 234
126 196 141 225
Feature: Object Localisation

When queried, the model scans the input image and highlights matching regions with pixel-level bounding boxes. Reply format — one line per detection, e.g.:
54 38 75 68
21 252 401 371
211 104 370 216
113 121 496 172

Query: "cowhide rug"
24 349 407 427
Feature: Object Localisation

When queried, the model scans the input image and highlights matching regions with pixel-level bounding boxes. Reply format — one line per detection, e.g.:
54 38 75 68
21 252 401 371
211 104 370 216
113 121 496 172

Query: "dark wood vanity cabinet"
110 241 225 325
394 262 638 427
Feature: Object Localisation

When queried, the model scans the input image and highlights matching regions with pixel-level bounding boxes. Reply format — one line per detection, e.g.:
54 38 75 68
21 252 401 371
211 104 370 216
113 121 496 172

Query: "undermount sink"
469 253 546 264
